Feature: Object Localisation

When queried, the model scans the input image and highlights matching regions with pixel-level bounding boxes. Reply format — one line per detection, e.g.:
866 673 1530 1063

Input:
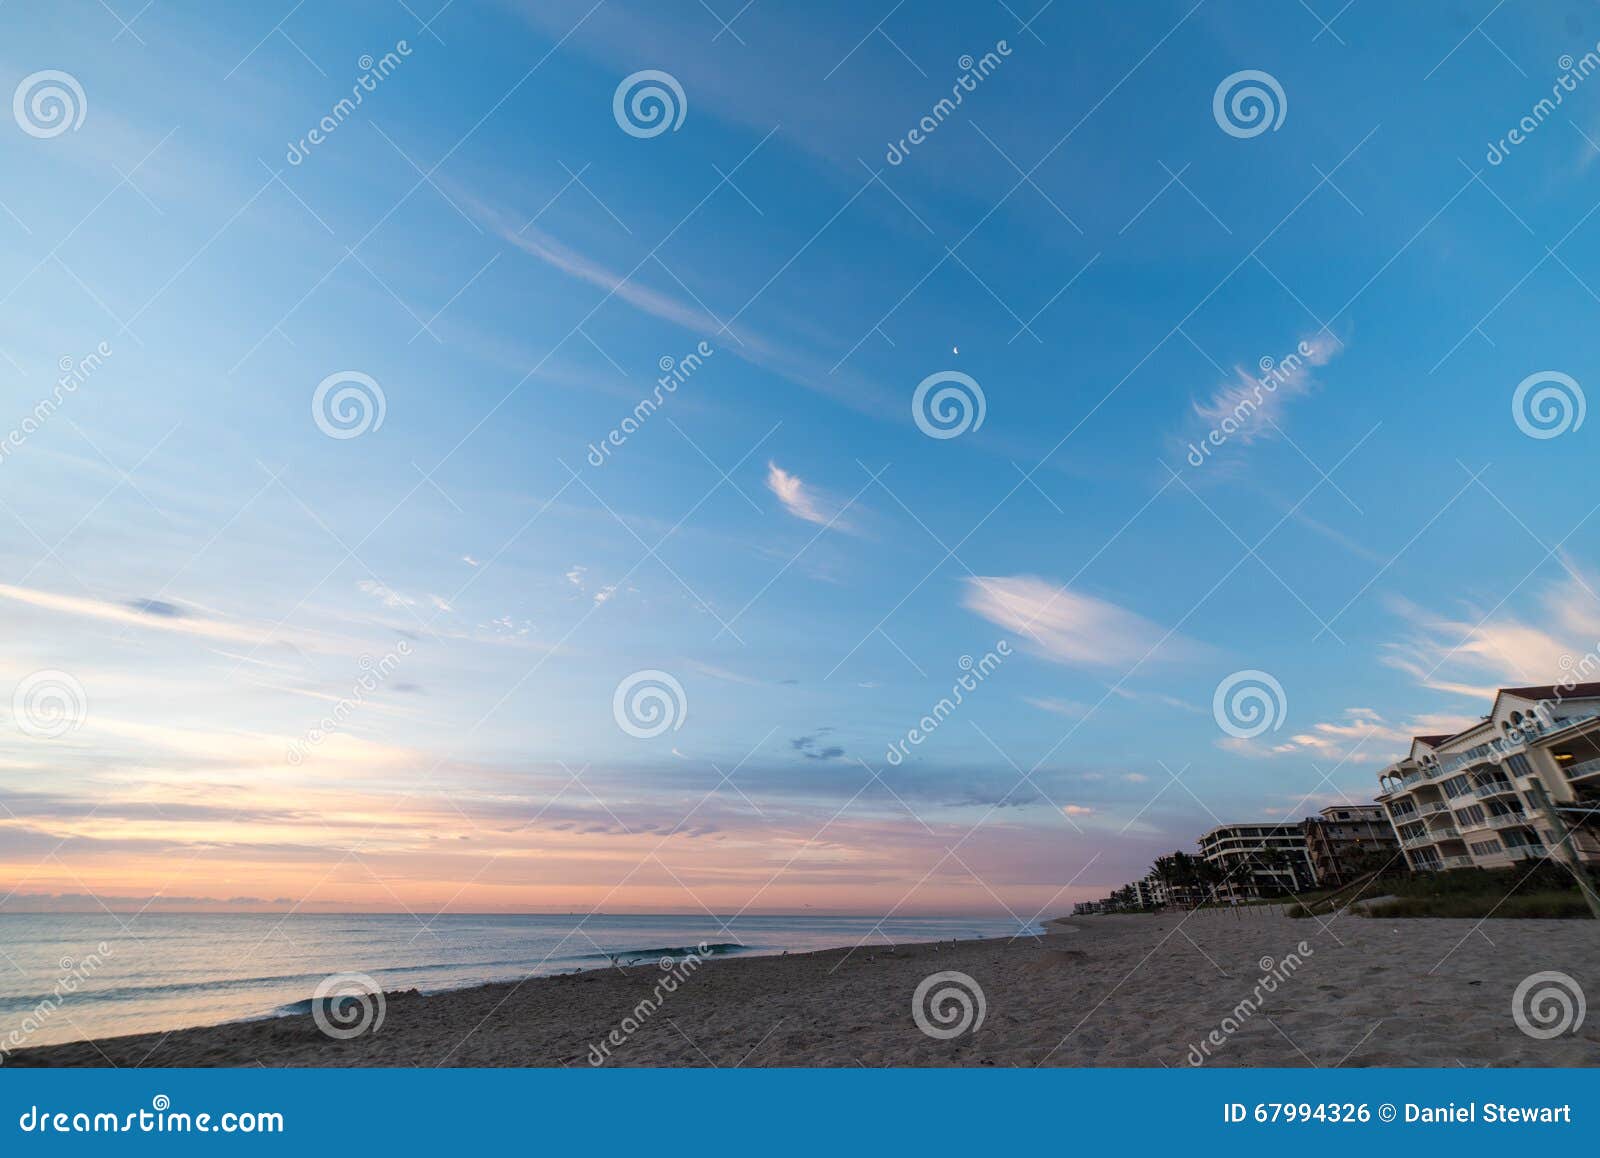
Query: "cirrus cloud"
961 575 1199 668
766 461 854 530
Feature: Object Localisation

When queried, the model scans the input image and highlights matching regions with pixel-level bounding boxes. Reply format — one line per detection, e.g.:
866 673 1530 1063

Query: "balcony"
1402 827 1460 849
1485 813 1532 832
1503 845 1547 862
1563 757 1600 782
1474 781 1517 800
1437 855 1474 869
1538 710 1600 739
1415 801 1452 816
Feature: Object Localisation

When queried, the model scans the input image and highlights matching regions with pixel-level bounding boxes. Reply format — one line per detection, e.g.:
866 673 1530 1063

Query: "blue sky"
3 0 1600 914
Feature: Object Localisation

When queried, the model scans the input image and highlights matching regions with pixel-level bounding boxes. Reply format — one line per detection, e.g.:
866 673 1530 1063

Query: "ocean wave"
0 971 334 1014
574 942 744 961
0 951 609 1014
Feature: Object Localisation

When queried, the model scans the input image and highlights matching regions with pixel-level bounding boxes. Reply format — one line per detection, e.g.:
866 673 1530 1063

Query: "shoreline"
8 910 1598 1067
1 914 1031 1057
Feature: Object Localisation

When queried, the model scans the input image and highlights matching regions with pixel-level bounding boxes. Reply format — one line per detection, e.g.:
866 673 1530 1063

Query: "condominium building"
1129 877 1160 910
1302 803 1400 886
1197 822 1315 900
1376 683 1600 872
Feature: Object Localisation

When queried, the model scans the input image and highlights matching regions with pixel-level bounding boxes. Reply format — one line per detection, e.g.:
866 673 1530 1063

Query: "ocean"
0 913 1034 1049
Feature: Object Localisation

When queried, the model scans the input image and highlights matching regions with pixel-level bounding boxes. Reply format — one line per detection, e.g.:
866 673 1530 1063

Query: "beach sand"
11 908 1599 1067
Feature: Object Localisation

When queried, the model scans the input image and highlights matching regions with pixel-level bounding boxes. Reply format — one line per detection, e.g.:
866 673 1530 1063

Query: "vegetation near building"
1075 685 1600 917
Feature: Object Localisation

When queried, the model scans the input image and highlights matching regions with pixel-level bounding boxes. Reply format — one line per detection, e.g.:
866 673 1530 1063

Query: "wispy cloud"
1380 563 1600 698
1025 696 1089 718
124 598 187 618
1104 686 1205 714
1185 333 1341 457
1221 705 1480 762
961 575 1197 668
791 731 845 761
494 215 716 334
356 579 415 610
767 461 849 529
685 661 765 687
459 191 899 422
0 583 323 650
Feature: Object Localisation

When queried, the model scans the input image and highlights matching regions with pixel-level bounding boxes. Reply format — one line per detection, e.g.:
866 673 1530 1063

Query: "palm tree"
1193 856 1226 904
1150 855 1178 906
1255 845 1294 896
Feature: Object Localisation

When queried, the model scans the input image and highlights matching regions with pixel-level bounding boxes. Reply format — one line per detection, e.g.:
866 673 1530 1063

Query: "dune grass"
1288 863 1597 919
1359 890 1591 919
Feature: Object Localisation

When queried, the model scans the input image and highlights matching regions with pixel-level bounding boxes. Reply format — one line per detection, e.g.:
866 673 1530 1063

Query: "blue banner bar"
2 1069 1592 1153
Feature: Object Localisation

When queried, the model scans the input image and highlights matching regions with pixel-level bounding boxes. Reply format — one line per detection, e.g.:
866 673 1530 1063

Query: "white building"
1197 822 1315 900
1303 803 1399 886
1375 683 1600 872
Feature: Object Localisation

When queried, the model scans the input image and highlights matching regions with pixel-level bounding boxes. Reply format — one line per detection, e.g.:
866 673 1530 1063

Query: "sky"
4 0 1600 917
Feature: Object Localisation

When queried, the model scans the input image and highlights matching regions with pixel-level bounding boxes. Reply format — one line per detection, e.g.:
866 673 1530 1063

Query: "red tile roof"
1407 684 1600 752
1502 682 1600 701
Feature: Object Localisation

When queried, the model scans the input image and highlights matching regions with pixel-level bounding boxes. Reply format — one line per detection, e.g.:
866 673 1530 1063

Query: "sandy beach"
10 908 1598 1067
